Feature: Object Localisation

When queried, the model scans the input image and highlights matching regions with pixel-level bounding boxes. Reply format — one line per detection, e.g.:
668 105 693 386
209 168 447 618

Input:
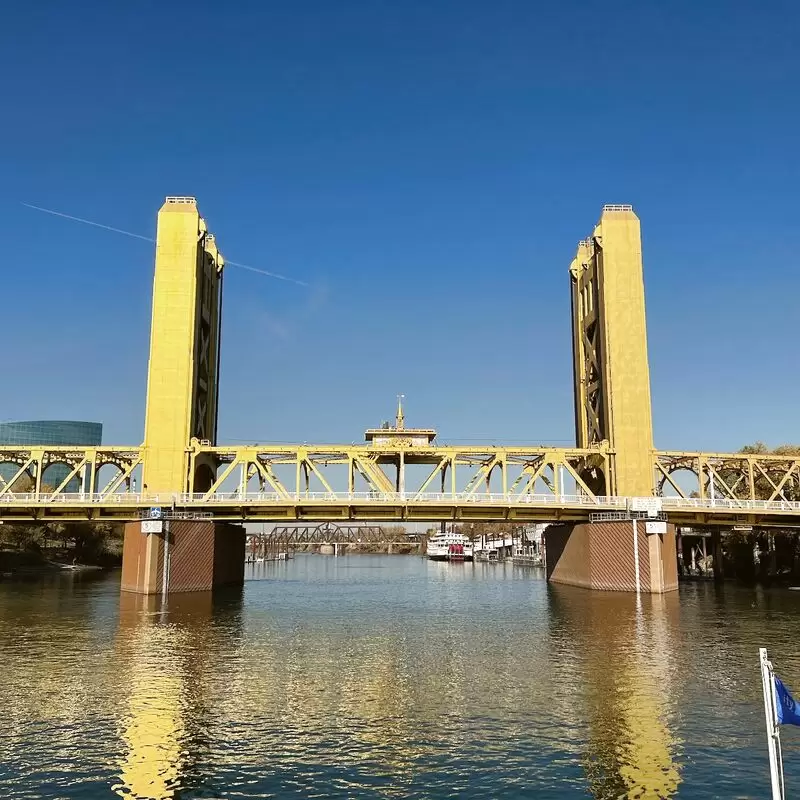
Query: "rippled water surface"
2 556 800 798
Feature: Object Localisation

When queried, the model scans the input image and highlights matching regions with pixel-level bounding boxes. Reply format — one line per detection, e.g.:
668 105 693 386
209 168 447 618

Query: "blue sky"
2 0 798 451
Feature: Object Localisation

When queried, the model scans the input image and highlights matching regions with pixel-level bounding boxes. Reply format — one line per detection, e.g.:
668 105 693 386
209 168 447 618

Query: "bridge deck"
1 491 799 526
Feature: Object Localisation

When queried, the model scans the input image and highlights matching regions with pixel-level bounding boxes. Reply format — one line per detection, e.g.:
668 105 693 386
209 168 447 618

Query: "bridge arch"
41 460 81 493
0 460 34 493
193 463 216 494
656 465 702 500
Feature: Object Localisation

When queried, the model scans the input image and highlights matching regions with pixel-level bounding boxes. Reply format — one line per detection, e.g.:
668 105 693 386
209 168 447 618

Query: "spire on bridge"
364 398 437 448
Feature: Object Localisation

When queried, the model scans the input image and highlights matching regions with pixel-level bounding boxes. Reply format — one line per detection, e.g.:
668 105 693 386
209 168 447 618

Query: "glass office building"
0 420 103 492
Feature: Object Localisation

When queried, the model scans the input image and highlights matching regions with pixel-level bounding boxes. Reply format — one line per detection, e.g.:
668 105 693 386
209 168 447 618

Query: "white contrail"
225 260 309 287
21 201 310 286
21 202 155 242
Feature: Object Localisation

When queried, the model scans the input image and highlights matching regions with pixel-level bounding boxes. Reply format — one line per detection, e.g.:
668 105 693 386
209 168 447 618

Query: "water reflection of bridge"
112 578 684 798
2 568 745 798
547 585 682 797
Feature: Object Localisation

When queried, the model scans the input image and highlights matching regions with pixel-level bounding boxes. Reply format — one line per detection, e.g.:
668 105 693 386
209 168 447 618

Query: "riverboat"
426 531 474 561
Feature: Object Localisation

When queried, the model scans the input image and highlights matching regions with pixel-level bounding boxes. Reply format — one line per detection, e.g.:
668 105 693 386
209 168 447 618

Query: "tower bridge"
1 198 797 593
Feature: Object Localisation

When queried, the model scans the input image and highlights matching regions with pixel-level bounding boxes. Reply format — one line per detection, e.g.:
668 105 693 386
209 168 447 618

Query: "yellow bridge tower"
142 196 223 493
570 204 654 497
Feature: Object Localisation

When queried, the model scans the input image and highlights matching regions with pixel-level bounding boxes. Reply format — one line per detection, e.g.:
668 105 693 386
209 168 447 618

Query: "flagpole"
773 670 787 800
760 647 785 800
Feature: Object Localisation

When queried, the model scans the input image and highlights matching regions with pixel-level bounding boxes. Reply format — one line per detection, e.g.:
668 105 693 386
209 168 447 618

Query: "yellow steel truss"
1 443 800 526
0 446 142 501
655 451 800 503
187 441 611 501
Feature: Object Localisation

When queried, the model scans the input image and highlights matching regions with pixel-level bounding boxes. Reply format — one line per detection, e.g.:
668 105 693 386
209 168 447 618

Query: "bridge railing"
659 496 800 513
0 490 625 506
0 492 172 505
2 492 800 516
172 491 628 506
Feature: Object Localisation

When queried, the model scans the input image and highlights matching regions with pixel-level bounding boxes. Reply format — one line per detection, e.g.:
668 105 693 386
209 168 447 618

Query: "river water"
1 555 799 799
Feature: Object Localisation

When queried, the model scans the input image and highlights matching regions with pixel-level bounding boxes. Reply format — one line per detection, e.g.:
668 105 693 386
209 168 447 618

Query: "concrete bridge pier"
711 529 725 582
544 520 678 593
121 520 245 595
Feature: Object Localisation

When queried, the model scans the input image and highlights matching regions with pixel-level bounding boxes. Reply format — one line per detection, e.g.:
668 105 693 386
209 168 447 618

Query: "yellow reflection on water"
113 592 222 800
0 568 685 798
549 586 682 799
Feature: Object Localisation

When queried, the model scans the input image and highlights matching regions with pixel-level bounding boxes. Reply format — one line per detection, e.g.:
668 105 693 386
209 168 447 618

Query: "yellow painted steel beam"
570 205 654 496
141 197 224 494
184 441 610 503
0 486 800 526
654 450 800 503
657 450 800 461
2 444 797 507
2 501 800 526
0 445 143 501
194 445 608 458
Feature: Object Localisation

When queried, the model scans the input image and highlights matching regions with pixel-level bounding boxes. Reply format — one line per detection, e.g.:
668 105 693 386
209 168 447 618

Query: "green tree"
733 443 800 502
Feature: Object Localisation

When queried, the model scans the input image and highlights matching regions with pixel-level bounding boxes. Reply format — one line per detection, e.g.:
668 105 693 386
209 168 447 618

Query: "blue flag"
775 676 800 726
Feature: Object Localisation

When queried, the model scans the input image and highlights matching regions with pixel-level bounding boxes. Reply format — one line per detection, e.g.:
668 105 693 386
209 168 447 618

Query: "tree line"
0 520 123 565
1 473 123 565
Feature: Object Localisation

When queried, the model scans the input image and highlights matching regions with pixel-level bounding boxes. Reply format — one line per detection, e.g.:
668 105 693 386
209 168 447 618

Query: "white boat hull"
426 536 474 561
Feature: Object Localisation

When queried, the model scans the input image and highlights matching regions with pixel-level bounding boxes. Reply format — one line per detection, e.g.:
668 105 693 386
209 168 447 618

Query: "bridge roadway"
1 490 800 527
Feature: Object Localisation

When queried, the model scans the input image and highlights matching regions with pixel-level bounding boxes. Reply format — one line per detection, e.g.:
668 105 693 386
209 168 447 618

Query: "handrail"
1 491 799 514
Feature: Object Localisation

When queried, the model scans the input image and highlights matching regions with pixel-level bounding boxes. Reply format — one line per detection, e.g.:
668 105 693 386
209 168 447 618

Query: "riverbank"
0 549 113 576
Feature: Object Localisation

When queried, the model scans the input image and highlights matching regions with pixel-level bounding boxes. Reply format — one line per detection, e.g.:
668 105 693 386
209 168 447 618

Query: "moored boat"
425 531 474 561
